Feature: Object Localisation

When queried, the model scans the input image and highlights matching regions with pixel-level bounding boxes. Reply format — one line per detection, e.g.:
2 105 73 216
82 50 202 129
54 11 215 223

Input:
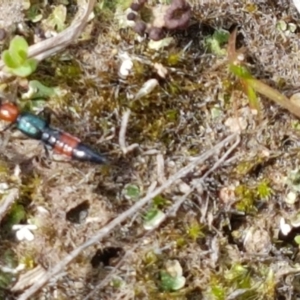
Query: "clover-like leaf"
9 36 29 62
11 60 37 77
2 51 18 69
2 36 37 77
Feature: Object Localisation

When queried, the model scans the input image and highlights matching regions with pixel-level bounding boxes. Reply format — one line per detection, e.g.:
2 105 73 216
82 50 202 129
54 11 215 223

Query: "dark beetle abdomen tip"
74 143 108 164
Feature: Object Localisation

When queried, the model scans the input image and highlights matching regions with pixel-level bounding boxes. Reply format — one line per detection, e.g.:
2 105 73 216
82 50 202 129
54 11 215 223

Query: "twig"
201 135 241 179
0 188 19 222
17 133 238 300
156 154 166 184
293 0 300 14
119 109 139 154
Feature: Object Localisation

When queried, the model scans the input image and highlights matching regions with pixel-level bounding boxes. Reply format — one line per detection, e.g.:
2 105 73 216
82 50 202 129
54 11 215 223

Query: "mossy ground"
1 0 300 299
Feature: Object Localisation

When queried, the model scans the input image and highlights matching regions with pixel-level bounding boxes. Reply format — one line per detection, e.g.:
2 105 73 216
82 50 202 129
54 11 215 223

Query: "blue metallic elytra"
16 112 47 139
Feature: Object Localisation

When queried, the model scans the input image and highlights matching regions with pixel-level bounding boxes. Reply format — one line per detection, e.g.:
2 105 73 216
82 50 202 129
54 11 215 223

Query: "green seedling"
160 270 186 291
228 28 300 118
26 4 43 22
122 184 140 201
22 80 60 100
159 260 186 291
143 208 165 230
2 36 37 77
205 29 230 56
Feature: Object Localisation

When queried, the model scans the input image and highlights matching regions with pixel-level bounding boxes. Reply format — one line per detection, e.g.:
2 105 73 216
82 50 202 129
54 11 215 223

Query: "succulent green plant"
2 36 37 77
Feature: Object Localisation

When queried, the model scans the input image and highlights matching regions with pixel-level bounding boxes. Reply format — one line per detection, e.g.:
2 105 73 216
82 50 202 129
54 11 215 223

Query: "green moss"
167 52 182 66
4 203 26 228
234 158 263 176
234 185 256 213
256 180 272 200
186 220 205 241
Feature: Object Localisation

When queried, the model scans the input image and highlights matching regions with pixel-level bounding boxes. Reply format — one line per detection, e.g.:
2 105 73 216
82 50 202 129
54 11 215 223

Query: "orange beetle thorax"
0 103 19 122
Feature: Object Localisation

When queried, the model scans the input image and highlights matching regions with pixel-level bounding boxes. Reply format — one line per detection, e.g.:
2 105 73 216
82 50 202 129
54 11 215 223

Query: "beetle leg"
43 144 51 159
36 107 52 125
0 122 16 133
37 107 61 126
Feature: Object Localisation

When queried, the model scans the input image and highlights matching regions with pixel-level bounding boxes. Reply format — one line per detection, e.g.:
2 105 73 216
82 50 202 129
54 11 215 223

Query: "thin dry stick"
119 109 139 154
0 188 19 222
84 136 240 299
17 133 238 300
201 135 241 179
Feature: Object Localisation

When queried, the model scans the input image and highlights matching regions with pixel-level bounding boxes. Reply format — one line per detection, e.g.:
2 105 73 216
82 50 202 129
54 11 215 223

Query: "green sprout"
122 184 140 201
22 80 61 99
143 208 165 230
159 260 186 291
205 29 230 56
2 36 37 77
160 270 186 291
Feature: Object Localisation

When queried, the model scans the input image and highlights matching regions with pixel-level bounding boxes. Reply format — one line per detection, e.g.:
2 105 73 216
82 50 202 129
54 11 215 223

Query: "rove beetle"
0 102 107 164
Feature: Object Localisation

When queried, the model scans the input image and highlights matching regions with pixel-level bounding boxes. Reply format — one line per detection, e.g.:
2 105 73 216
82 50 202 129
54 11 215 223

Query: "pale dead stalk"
156 154 166 184
119 109 139 154
17 133 238 300
0 188 19 222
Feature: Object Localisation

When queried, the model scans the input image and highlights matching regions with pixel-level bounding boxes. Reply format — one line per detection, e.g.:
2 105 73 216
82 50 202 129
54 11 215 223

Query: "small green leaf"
26 4 43 22
123 184 140 200
27 58 38 72
229 64 253 79
294 235 300 245
2 51 18 68
160 271 186 291
143 208 165 230
204 29 229 56
9 36 29 62
2 36 37 77
22 80 56 99
213 29 230 44
10 60 37 77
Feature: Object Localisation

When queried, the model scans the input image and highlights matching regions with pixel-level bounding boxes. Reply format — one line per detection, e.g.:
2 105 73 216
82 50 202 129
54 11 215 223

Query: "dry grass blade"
0 188 19 222
17 133 238 300
119 109 139 154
